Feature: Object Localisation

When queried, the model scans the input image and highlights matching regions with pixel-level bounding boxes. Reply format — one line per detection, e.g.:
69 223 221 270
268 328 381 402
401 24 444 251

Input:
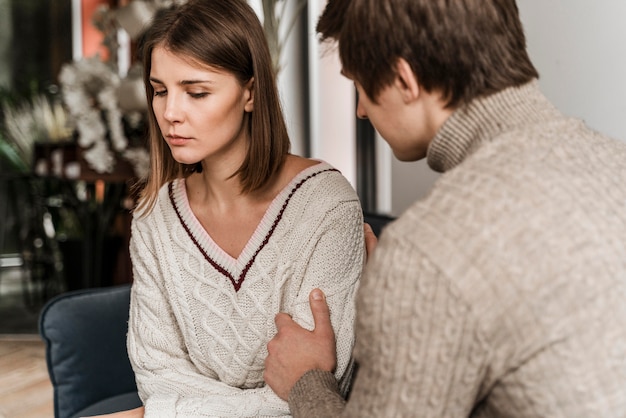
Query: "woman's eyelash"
152 90 208 98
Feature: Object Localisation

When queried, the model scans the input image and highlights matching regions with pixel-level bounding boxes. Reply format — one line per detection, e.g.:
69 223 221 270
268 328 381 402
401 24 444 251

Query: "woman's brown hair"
317 0 539 107
135 0 290 214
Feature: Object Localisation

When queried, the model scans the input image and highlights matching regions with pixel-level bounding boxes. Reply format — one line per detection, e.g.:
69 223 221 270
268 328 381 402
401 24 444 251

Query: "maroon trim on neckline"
170 168 338 291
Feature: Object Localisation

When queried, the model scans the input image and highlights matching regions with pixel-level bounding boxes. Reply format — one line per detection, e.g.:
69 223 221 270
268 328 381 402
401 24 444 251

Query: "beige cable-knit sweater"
289 82 626 417
128 161 365 417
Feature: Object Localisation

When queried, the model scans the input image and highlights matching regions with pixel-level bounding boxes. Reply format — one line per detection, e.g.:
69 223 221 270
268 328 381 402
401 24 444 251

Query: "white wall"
275 1 308 158
307 0 357 187
381 0 626 217
518 0 626 142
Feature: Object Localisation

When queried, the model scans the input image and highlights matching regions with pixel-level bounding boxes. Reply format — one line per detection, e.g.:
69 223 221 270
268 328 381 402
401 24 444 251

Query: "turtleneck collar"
427 80 563 173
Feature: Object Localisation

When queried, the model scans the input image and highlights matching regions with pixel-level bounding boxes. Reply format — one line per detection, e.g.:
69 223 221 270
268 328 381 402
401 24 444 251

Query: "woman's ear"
394 58 420 103
244 77 254 112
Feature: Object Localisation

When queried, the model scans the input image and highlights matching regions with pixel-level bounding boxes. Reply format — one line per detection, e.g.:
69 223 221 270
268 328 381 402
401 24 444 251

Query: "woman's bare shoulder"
284 154 320 175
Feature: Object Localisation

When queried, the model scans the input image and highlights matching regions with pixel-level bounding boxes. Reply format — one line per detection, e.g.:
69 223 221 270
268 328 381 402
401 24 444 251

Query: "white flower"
83 139 116 174
75 112 107 148
59 57 147 176
123 147 150 179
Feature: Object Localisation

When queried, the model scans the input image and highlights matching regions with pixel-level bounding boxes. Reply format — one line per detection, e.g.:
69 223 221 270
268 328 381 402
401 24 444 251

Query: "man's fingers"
265 288 338 395
364 222 378 258
271 289 334 342
309 288 334 339
274 312 293 329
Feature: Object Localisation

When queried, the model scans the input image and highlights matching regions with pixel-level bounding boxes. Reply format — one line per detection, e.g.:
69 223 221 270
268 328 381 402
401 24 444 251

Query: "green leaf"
0 139 29 173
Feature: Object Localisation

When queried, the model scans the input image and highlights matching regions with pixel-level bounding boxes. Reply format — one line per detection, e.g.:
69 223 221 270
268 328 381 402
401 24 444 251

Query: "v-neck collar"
169 161 337 291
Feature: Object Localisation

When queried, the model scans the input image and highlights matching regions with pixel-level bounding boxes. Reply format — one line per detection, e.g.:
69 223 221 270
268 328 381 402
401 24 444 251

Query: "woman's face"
149 46 254 167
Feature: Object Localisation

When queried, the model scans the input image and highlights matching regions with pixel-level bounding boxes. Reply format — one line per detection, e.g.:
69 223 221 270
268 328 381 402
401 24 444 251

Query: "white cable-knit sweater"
127 161 365 417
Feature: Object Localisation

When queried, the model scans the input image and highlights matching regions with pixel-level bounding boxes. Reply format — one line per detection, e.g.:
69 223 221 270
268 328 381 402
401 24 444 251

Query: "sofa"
39 285 141 418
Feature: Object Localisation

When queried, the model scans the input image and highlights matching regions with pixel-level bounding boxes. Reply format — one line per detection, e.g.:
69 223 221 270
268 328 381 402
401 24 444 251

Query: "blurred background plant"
0 93 72 173
260 0 307 74
0 90 72 305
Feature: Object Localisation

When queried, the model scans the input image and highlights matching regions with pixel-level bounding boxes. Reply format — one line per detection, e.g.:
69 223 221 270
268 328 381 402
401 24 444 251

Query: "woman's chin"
169 151 200 166
173 156 194 163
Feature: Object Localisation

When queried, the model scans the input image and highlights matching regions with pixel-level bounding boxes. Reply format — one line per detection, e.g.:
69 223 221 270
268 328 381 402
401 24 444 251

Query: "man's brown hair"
317 0 538 107
135 0 289 214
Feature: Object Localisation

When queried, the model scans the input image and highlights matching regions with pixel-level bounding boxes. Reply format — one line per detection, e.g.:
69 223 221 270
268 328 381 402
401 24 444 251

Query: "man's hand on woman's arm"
264 222 377 401
264 289 337 401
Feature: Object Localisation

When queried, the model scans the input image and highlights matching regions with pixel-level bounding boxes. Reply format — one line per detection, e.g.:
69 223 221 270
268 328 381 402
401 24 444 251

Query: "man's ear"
244 77 254 112
394 58 420 103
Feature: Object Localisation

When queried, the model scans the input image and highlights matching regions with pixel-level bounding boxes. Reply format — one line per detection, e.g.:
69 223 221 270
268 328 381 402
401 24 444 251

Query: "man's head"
317 0 538 108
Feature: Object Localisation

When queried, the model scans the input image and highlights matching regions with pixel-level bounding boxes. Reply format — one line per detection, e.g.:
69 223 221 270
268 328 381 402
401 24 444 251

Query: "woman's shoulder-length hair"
134 0 290 215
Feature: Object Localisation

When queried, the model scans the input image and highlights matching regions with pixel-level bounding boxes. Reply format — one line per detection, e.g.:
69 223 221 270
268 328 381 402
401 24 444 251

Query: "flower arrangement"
59 58 125 173
1 61 149 180
58 57 149 178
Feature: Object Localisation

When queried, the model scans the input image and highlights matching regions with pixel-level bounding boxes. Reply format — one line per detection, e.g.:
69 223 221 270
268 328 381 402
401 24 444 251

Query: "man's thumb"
309 288 334 337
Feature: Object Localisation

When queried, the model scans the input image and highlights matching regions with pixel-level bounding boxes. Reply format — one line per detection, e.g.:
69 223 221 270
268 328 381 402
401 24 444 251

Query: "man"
263 0 626 417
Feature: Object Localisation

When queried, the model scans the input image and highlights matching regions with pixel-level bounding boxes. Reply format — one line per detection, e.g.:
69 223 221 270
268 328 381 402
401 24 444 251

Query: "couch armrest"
39 284 139 418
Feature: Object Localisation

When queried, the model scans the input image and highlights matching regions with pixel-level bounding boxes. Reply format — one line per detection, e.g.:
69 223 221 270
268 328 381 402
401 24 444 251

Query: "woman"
98 0 365 416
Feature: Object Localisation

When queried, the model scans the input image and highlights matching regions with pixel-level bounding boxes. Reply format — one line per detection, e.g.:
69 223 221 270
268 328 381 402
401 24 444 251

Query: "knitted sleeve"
288 231 490 418
284 199 365 394
128 220 291 418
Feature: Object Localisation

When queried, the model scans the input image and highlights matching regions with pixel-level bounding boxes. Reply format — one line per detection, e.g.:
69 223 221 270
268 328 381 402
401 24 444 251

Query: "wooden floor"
0 338 54 418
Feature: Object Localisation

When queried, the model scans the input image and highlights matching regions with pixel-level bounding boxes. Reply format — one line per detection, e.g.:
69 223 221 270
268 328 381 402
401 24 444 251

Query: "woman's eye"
189 92 209 99
153 90 167 97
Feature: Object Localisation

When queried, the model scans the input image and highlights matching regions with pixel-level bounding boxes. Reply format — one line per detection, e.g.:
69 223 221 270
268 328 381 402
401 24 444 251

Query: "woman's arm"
285 199 365 393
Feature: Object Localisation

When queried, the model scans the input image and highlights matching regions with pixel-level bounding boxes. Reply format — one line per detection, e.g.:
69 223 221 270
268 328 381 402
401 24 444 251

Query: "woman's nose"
163 96 184 123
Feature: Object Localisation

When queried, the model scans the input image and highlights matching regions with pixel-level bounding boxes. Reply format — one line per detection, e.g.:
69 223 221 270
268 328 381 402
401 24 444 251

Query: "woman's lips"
167 135 191 146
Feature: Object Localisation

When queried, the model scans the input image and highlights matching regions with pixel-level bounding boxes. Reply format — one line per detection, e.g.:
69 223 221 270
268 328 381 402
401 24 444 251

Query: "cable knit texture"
289 82 626 417
128 161 365 417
